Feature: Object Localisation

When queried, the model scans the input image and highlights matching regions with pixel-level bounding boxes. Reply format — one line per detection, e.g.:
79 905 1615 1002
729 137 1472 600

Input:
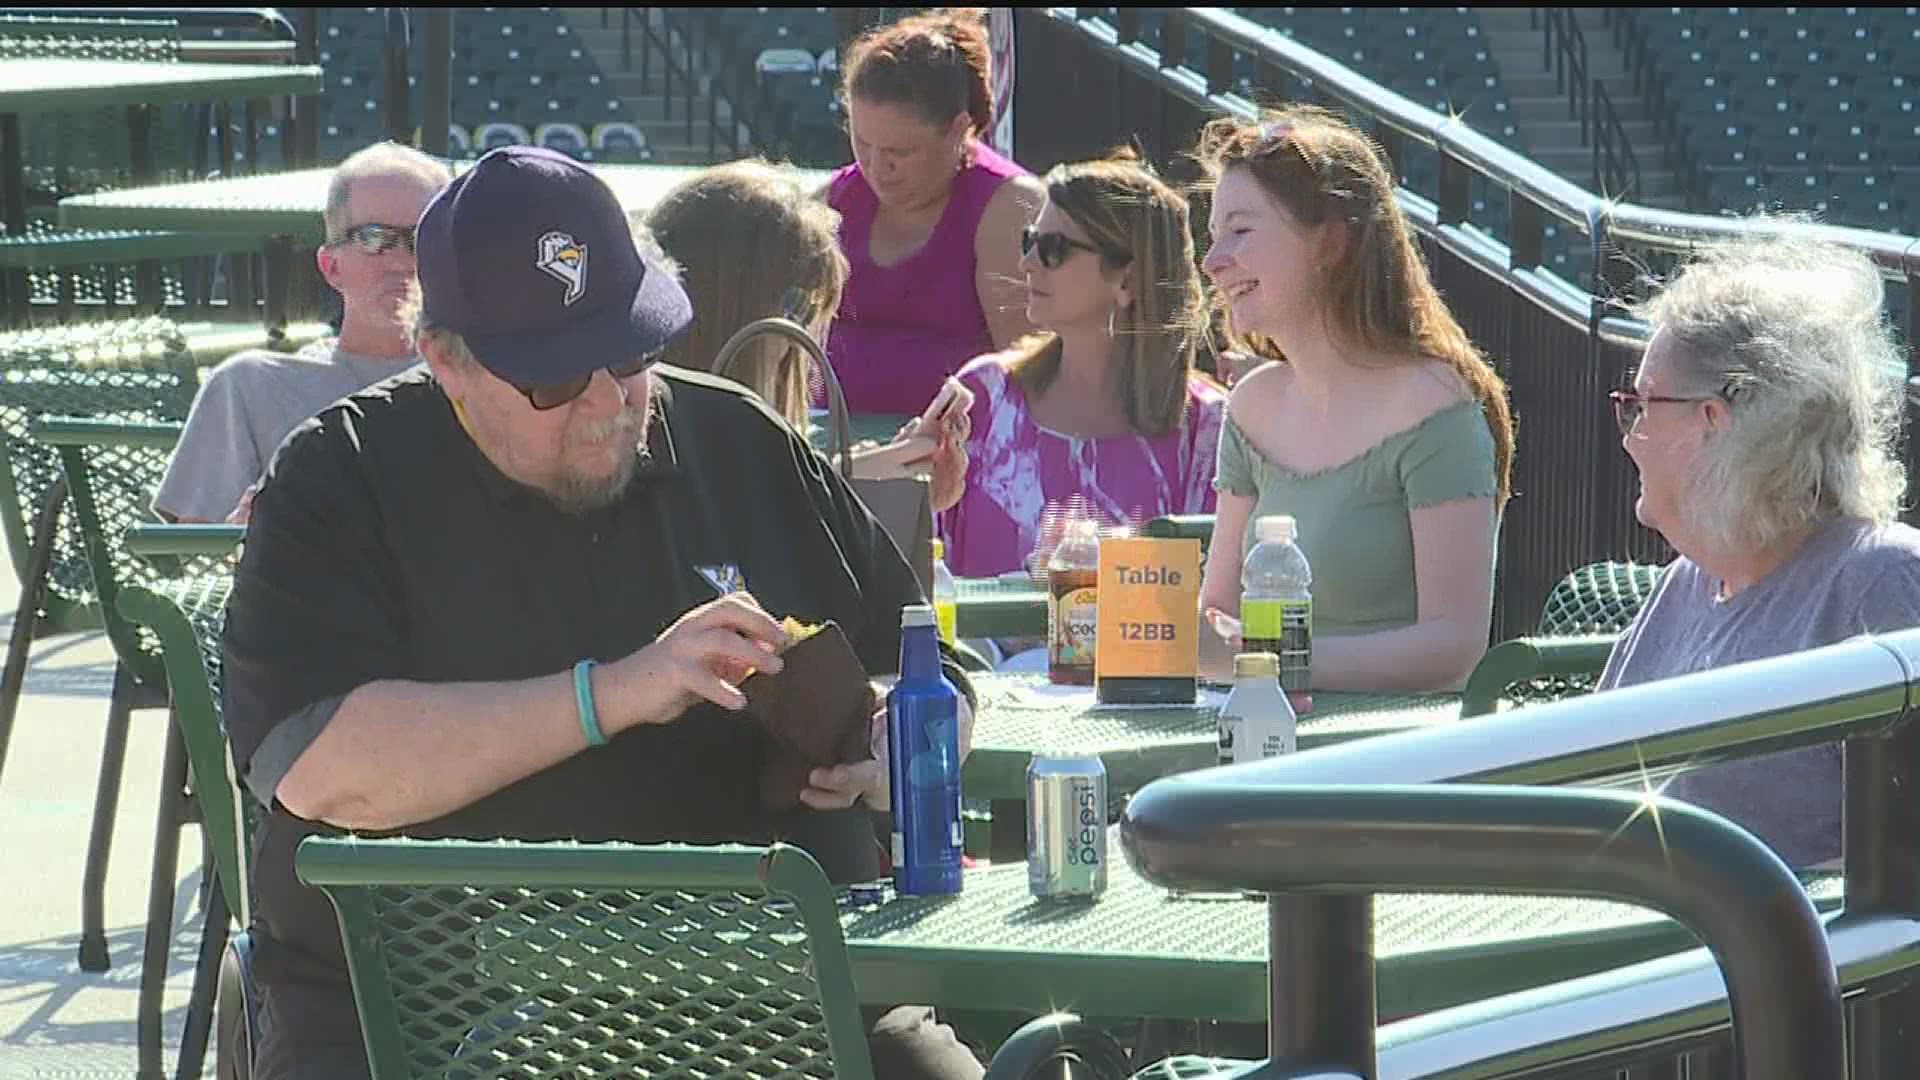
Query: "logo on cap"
535 231 588 306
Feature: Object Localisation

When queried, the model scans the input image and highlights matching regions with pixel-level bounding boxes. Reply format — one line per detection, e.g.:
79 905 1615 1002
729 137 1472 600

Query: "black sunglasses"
327 222 417 256
1020 225 1105 270
506 351 663 412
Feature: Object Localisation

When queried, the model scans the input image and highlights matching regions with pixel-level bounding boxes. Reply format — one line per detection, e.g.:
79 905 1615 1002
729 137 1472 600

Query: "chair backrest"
532 121 589 156
296 838 875 1080
475 121 532 149
1144 514 1216 553
590 120 647 152
757 46 817 76
447 123 473 158
118 570 254 922
33 416 233 687
0 319 199 630
1537 560 1665 636
1458 560 1667 716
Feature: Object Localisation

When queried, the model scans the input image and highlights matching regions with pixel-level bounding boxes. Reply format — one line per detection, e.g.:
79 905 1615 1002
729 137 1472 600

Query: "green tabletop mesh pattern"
964 674 1458 800
1537 561 1664 636
325 868 849 1078
0 319 198 620
0 34 179 63
843 850 1842 1023
849 851 1689 963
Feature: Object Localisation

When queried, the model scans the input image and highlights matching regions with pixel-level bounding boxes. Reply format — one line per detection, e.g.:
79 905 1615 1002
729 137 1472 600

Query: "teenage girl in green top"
1193 106 1516 692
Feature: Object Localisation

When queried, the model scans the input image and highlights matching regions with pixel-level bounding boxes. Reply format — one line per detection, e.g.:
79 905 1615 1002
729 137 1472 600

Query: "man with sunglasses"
154 142 450 523
223 146 986 1079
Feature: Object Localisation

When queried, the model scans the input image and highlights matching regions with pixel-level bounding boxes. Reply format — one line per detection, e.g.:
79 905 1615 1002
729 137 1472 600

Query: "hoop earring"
1107 307 1117 338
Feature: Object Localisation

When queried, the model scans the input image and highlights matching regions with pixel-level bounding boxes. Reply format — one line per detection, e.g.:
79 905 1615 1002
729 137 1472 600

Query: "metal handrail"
1047 8 1920 311
1376 914 1920 1077
1591 79 1642 198
1125 785 1844 1079
1121 628 1920 1076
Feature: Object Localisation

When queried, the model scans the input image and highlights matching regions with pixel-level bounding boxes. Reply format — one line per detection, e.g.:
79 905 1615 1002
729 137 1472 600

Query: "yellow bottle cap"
1233 652 1280 679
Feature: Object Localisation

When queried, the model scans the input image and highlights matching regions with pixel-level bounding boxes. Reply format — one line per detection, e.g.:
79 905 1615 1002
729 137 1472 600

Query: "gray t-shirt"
154 342 418 521
1597 516 1920 866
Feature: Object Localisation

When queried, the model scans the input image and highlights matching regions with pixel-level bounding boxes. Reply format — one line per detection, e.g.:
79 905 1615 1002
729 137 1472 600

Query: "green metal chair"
31 415 218 980
297 837 1132 1080
118 559 245 1080
1460 560 1666 717
36 419 253 1080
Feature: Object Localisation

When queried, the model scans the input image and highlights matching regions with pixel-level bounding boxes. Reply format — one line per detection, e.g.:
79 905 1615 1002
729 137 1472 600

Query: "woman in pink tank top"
827 11 1045 415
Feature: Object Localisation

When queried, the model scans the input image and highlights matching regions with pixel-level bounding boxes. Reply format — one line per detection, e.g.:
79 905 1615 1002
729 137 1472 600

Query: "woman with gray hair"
1598 229 1920 868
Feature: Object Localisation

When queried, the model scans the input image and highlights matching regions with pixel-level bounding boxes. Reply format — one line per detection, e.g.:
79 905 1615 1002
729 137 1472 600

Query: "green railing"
1122 629 1920 1076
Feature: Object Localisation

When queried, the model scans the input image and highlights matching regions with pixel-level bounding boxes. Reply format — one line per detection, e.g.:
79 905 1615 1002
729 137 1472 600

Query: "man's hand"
600 593 790 735
803 690 975 812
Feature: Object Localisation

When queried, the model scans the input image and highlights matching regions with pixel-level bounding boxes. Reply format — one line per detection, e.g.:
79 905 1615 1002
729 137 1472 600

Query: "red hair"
842 9 993 135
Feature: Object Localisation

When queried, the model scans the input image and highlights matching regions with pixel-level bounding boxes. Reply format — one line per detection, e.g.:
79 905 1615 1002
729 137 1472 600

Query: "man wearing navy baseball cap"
224 146 984 1079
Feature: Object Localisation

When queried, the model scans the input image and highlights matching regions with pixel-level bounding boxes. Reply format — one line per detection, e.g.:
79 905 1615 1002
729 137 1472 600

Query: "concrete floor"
0 562 210 1079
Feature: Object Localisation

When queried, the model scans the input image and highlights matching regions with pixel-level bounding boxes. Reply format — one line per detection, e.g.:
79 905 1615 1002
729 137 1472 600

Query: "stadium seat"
756 47 816 77
591 122 652 163
475 122 533 150
447 124 472 159
534 122 590 159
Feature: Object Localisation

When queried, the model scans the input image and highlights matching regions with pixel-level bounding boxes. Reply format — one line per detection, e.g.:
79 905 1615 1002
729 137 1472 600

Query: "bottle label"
934 599 957 645
1050 586 1098 667
1217 713 1242 767
1242 597 1312 692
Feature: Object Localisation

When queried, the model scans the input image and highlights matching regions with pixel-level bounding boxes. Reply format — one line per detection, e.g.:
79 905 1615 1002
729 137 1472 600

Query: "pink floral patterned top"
938 353 1227 578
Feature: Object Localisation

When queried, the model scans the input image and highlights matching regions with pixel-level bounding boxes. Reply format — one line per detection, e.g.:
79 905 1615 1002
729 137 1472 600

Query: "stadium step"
559 7 740 164
1481 10 1686 209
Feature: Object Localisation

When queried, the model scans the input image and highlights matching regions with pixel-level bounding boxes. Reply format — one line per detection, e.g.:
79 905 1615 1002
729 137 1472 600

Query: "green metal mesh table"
963 673 1459 859
61 162 835 243
0 59 322 113
842 838 1845 1024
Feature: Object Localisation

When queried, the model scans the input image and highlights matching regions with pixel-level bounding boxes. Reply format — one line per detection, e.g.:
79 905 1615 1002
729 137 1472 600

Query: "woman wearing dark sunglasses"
1595 231 1920 871
927 148 1224 580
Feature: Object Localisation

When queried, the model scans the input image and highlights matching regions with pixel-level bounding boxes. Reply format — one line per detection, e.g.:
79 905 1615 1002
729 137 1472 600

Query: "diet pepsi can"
1026 754 1108 900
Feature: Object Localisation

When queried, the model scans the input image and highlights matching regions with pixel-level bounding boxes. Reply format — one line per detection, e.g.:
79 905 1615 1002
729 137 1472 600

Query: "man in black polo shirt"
224 146 984 1079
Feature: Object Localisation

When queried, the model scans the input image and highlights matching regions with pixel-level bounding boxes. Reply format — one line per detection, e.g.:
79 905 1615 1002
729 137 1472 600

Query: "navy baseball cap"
414 145 692 387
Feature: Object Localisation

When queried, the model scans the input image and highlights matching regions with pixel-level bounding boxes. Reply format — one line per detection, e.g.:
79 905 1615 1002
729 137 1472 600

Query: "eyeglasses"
1020 226 1104 270
327 223 417 256
1607 388 1722 436
505 351 663 412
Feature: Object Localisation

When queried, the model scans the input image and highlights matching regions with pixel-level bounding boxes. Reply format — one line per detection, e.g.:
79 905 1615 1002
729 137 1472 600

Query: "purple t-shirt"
937 354 1227 578
825 142 1029 415
1598 516 1920 866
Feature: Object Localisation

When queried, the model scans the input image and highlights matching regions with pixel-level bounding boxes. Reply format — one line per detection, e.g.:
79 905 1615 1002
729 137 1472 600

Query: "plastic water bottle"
932 538 958 645
1241 514 1313 714
887 604 964 896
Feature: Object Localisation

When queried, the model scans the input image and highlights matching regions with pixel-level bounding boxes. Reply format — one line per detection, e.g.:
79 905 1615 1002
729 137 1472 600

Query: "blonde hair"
643 160 848 428
1193 106 1515 507
323 141 451 241
1008 148 1212 437
1636 226 1908 552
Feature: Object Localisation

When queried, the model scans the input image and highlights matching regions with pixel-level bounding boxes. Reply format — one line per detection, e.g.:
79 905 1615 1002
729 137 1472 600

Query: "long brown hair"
1194 106 1515 506
1007 148 1211 438
842 8 993 135
643 160 848 428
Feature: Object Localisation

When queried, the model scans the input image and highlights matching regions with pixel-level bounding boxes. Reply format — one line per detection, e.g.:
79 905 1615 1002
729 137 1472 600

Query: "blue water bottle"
887 603 964 896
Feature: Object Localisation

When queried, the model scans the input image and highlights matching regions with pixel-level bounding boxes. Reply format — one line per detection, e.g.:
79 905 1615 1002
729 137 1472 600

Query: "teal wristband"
574 659 607 748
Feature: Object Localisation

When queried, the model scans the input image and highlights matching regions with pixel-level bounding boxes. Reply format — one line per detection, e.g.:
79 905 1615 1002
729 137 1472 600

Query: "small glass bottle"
932 538 958 645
